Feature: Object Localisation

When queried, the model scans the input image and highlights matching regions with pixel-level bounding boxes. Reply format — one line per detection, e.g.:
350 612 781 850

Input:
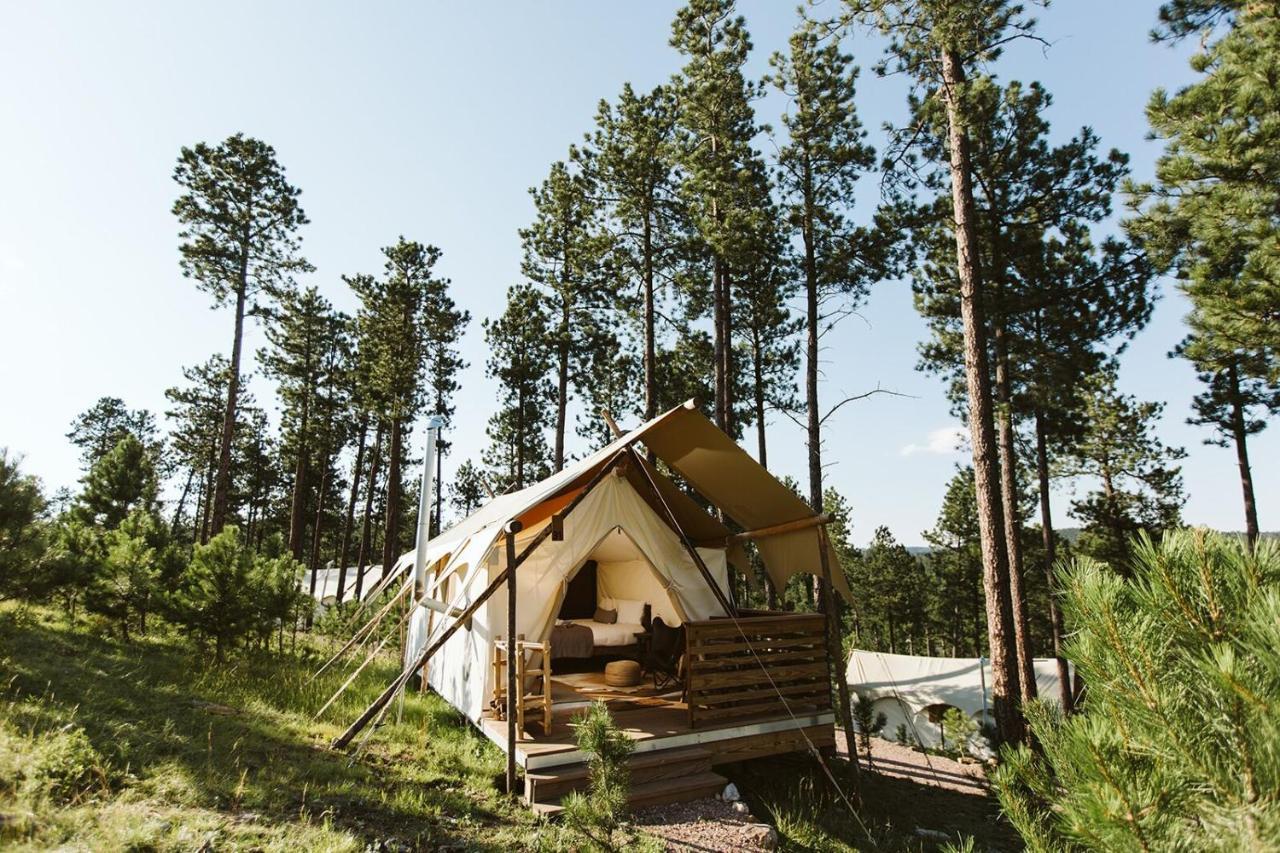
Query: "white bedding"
563 619 646 647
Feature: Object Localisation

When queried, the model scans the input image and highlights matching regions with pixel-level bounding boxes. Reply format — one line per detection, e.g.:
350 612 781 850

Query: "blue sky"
2 1 1274 546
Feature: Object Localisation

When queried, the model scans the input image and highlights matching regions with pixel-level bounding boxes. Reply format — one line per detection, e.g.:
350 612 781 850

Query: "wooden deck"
480 688 834 771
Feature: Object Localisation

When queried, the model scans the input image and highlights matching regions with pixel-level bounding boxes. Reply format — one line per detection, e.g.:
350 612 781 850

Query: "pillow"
593 607 618 624
615 598 645 625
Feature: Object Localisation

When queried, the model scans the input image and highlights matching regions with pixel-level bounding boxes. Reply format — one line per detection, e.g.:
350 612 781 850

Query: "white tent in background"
846 649 1073 748
301 565 389 605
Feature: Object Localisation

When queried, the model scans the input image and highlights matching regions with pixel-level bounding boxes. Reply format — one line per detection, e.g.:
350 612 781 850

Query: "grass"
0 602 576 851
0 602 1017 852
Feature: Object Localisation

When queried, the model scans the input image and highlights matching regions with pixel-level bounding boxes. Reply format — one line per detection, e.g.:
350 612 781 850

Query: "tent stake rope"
310 580 412 684
626 445 870 839
313 599 418 720
330 447 635 750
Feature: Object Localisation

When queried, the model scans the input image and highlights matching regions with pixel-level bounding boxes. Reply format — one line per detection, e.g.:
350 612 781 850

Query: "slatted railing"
684 612 831 729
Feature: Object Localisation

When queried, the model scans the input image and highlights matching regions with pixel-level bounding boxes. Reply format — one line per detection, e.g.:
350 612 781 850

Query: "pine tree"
171 525 259 662
85 507 161 640
448 459 488 522
521 159 607 472
349 239 453 576
65 397 159 473
483 284 554 491
1175 335 1278 549
260 286 346 561
0 449 48 602
911 76 1154 702
844 0 1046 746
1060 365 1187 569
72 434 158 530
172 134 311 534
994 531 1280 850
588 83 687 421
1126 4 1280 382
670 0 769 435
923 467 986 657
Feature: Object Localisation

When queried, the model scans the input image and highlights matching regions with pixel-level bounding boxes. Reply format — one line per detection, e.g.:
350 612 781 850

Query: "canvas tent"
847 649 1073 747
371 400 849 731
301 565 388 605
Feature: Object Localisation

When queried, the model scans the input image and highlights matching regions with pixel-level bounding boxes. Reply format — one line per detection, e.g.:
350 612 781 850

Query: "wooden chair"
492 635 553 739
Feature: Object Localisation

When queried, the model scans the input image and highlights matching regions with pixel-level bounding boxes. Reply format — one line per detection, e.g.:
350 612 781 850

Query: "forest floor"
0 603 1018 852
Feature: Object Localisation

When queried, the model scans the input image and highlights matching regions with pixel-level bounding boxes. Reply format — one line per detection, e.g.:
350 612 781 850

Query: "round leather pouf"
604 659 643 688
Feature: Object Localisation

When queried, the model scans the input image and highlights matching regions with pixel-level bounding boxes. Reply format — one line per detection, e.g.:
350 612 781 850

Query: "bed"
550 600 651 660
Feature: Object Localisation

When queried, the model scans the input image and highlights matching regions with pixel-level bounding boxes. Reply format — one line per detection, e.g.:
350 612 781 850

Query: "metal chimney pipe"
412 416 445 601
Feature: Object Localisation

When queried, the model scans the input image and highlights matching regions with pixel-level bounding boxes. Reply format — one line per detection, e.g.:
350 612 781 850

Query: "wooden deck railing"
684 612 832 729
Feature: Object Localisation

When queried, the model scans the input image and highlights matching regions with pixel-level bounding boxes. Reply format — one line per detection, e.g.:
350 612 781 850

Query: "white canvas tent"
301 565 388 605
847 649 1073 748
353 400 849 735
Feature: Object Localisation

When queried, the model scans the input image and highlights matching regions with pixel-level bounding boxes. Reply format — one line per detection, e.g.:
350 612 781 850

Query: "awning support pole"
331 447 635 750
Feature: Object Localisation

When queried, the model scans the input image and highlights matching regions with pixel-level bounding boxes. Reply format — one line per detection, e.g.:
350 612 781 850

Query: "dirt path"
836 729 990 795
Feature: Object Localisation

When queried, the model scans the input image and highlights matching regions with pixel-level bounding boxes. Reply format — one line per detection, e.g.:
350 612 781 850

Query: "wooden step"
525 746 714 804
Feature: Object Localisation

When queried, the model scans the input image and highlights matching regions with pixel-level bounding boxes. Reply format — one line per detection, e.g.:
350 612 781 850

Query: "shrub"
84 508 162 639
939 707 976 757
994 531 1280 850
23 727 109 805
0 448 48 601
852 693 887 761
562 701 634 851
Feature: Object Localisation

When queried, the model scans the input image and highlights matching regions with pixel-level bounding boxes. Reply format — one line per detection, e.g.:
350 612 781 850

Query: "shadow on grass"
725 751 1021 852
2 613 521 850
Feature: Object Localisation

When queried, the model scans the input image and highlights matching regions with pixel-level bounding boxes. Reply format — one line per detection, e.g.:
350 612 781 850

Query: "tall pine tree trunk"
751 332 777 609
1034 410 1074 712
381 416 403 575
433 440 444 537
994 323 1036 701
712 255 727 430
940 46 1023 746
211 260 248 533
289 396 311 561
354 422 384 603
1228 361 1260 550
171 466 195 536
554 303 569 473
801 174 858 778
643 217 657 421
336 415 369 604
723 267 734 438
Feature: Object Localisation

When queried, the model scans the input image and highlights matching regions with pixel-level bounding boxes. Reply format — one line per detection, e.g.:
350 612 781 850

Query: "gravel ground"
633 795 776 852
835 729 991 795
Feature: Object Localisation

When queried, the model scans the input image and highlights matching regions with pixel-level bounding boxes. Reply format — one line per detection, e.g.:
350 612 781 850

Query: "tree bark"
171 466 195 537
993 322 1037 702
381 416 403 575
643 217 657 421
211 250 249 534
336 414 369 605
554 302 569 473
722 267 734 438
712 255 727 430
1035 410 1074 712
940 46 1024 746
751 332 776 609
1228 361 1260 550
288 395 311 561
354 422 384 603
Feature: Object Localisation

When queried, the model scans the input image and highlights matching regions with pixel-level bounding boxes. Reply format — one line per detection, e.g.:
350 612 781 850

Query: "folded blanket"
551 622 595 659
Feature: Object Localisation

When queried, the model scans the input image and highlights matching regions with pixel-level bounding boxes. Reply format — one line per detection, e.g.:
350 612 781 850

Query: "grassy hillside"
0 603 561 851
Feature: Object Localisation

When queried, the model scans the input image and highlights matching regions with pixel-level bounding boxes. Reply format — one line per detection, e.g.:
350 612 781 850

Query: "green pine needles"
994 530 1280 850
562 701 635 851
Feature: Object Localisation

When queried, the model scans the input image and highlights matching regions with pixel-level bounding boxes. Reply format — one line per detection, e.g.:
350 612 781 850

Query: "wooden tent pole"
504 520 522 796
628 450 735 617
331 448 634 750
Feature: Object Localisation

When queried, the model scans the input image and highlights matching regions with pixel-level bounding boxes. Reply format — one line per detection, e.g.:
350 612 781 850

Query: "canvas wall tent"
847 649 1074 747
301 565 388 605
376 401 849 730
